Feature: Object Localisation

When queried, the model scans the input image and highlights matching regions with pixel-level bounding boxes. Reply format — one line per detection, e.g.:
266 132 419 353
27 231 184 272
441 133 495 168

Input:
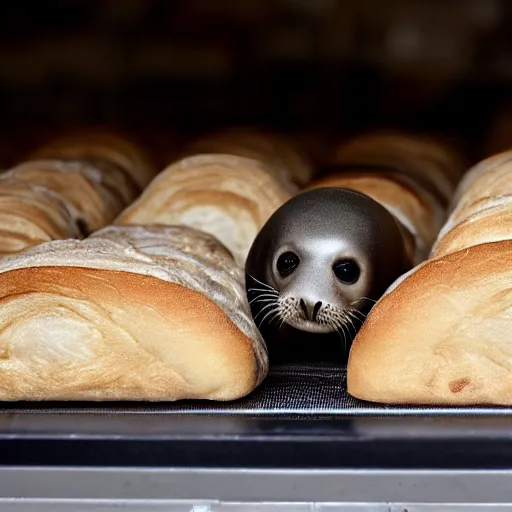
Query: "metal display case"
1 365 512 509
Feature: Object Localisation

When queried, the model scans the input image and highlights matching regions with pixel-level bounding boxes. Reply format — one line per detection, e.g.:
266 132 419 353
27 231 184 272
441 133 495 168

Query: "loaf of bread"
347 150 512 405
3 159 125 234
0 178 81 254
0 224 267 401
0 131 155 255
184 129 314 192
116 154 292 265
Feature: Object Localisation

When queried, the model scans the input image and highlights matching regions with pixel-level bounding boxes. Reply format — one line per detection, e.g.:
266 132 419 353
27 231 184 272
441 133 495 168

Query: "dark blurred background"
0 0 512 167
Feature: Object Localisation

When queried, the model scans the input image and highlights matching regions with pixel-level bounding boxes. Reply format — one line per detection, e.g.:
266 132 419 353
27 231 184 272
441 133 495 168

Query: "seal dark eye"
333 259 360 284
277 251 300 277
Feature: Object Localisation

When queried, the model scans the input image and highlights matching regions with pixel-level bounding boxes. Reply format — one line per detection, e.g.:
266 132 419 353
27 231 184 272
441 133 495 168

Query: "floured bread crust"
115 154 292 265
0 225 268 401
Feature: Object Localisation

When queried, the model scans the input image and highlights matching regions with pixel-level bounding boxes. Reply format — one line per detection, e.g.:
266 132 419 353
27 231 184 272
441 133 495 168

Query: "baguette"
116 154 292 265
347 150 512 405
0 131 153 255
0 225 267 401
3 159 125 235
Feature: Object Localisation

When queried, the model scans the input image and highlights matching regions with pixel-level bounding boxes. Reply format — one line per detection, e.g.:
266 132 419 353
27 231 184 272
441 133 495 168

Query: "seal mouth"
284 317 336 334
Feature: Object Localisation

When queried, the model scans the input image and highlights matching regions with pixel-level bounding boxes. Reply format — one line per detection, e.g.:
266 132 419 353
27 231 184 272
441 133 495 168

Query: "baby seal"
245 187 413 363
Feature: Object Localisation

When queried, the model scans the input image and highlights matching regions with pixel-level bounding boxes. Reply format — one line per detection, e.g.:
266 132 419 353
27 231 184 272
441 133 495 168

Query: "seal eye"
277 251 300 277
333 259 360 284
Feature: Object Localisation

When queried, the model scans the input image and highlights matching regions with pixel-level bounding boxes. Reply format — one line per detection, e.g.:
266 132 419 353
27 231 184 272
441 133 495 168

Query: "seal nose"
299 299 322 321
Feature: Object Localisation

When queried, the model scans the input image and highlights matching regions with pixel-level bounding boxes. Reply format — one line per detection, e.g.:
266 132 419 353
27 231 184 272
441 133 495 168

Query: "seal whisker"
338 311 352 348
247 287 279 295
348 310 364 325
348 308 367 324
343 311 357 337
279 302 291 329
258 304 280 328
249 293 279 305
267 307 283 327
351 296 377 306
349 308 368 324
247 274 278 292
249 297 277 307
347 314 359 337
332 319 345 346
253 301 278 321
334 318 348 353
340 315 354 342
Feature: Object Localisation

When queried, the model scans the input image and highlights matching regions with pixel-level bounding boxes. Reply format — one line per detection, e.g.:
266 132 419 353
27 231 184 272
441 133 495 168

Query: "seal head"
245 187 412 363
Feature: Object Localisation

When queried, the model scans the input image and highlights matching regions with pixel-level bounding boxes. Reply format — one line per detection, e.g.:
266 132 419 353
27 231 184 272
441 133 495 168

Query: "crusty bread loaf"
347 149 512 405
32 129 156 193
0 131 154 255
185 129 314 192
3 159 125 234
347 241 512 405
307 171 444 263
0 178 81 254
0 224 267 401
116 154 292 265
332 131 464 206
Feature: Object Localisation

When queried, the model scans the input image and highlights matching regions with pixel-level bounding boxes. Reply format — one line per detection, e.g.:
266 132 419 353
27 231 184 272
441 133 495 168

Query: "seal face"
245 187 413 363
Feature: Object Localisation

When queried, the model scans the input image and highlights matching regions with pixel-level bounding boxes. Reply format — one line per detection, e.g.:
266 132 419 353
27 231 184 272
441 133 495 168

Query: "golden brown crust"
347 241 512 405
347 145 512 406
0 267 259 401
0 224 267 401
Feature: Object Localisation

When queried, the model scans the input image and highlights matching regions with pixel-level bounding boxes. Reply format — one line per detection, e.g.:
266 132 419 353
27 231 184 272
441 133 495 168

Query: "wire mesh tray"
0 364 510 417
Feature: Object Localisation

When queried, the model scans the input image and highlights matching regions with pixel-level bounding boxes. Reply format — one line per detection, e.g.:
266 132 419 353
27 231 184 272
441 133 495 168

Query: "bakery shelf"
1 365 512 472
0 364 511 418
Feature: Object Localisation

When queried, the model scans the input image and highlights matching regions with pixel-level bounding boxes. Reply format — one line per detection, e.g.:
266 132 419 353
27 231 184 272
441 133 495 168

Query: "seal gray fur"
245 187 412 363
